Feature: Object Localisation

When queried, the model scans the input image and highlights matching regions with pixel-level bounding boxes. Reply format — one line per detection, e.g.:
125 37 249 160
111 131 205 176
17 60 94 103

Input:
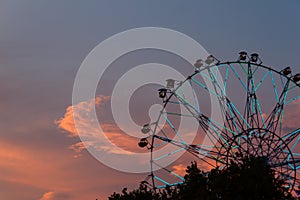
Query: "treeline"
108 156 296 200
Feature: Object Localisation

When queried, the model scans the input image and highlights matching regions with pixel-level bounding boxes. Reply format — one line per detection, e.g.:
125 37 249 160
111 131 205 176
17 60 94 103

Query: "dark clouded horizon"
1 1 300 199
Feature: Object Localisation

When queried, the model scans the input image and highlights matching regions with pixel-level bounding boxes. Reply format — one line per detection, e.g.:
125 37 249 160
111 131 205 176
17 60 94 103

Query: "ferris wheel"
138 52 300 193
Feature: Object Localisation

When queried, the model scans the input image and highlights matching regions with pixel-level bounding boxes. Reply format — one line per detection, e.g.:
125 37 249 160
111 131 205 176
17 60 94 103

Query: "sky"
0 1 300 200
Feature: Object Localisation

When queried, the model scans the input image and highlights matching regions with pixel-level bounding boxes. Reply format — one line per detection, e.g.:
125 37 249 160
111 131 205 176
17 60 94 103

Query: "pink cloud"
55 95 146 157
55 95 110 137
40 192 55 200
68 142 86 158
39 191 70 200
172 164 186 177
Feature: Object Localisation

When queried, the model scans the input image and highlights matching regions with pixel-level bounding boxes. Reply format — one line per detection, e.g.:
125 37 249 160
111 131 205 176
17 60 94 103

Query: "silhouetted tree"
108 156 296 200
207 155 295 200
108 182 161 200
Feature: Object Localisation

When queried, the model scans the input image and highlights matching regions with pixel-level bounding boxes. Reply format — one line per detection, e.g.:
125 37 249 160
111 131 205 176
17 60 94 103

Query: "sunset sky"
1 1 300 200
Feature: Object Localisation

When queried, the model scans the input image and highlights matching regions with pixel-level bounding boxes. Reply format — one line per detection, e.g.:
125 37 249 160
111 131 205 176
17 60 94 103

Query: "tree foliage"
108 156 296 200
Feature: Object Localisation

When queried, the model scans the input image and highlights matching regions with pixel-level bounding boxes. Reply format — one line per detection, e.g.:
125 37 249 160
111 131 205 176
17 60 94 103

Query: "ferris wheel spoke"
152 124 182 149
207 67 236 131
226 98 251 130
273 164 295 176
174 88 200 114
270 71 285 134
191 74 245 135
224 101 243 135
188 79 200 111
153 135 205 159
282 128 300 149
152 161 185 181
190 77 222 99
254 69 269 92
228 63 248 92
270 71 280 102
268 148 289 164
256 100 267 129
252 70 270 129
261 132 287 159
173 92 232 141
244 63 264 129
236 137 262 158
178 100 230 153
205 66 226 96
162 113 188 144
281 130 300 168
271 159 300 169
183 78 244 138
190 69 244 136
265 79 290 134
153 177 171 188
286 95 300 105
223 64 229 92
154 138 220 169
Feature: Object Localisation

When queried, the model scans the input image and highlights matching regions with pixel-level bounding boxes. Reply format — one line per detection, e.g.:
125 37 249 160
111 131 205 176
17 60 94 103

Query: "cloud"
40 192 55 200
55 95 141 157
40 191 70 200
68 142 86 158
55 95 110 137
172 164 186 177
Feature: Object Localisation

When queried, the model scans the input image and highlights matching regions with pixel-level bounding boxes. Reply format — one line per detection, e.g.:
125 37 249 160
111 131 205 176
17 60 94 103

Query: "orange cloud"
56 95 145 157
172 164 186 177
100 123 145 153
39 191 70 200
55 95 110 137
40 192 55 200
68 142 86 158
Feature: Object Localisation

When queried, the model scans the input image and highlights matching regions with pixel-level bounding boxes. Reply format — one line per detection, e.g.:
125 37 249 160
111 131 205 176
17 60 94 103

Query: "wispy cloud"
40 192 55 200
55 95 110 137
39 191 70 200
55 95 139 157
172 164 186 176
68 142 86 158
